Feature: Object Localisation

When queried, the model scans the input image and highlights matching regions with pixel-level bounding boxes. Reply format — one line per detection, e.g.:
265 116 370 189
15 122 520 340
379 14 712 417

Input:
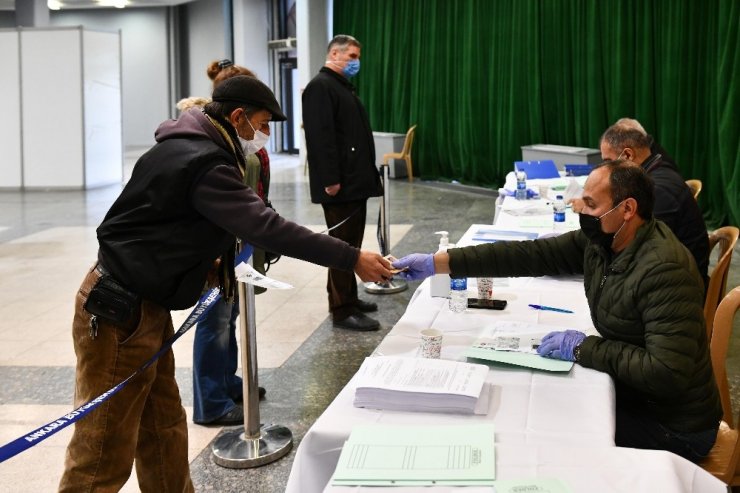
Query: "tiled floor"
0 151 737 492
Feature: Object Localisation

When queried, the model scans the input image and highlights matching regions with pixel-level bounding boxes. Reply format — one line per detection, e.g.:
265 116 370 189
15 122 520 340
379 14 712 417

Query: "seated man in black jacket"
572 121 709 288
59 75 392 492
393 161 720 463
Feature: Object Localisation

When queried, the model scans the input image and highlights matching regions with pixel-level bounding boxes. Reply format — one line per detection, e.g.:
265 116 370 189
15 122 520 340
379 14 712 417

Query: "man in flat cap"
59 75 392 492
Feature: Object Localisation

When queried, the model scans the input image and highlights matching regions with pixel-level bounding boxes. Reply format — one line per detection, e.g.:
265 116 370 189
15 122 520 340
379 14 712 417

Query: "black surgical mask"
579 201 625 249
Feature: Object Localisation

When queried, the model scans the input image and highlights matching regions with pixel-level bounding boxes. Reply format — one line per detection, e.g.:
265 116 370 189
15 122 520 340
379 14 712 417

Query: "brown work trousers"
322 199 367 320
59 265 193 492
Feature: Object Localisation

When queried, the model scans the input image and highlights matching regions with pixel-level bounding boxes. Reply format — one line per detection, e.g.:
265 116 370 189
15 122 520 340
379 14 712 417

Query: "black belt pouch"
84 272 141 325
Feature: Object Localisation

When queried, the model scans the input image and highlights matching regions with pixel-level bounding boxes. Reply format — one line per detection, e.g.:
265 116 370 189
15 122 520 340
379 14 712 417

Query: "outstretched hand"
391 253 435 281
354 251 393 283
536 330 586 361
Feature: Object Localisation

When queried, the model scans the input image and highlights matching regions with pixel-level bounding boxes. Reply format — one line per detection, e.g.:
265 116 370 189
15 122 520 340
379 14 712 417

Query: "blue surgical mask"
342 59 360 77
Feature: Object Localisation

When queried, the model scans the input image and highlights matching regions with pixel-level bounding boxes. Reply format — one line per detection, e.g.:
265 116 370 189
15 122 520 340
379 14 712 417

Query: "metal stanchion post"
211 251 292 468
365 163 408 294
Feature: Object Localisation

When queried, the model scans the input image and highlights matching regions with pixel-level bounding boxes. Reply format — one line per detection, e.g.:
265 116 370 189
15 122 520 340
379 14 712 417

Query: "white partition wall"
83 30 122 188
0 26 122 190
0 30 22 187
21 28 85 188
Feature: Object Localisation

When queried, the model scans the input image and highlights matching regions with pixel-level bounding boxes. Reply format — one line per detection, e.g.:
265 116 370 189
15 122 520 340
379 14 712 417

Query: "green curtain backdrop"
333 0 739 227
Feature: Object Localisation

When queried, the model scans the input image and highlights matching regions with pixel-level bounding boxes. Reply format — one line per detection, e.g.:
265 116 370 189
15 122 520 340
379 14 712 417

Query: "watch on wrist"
573 343 583 362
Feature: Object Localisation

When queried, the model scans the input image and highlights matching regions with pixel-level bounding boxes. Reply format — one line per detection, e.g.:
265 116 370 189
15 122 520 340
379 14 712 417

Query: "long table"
284 224 726 493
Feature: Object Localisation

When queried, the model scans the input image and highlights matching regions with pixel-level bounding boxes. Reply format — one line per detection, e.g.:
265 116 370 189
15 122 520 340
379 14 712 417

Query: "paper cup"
420 328 443 359
538 185 550 200
477 277 494 300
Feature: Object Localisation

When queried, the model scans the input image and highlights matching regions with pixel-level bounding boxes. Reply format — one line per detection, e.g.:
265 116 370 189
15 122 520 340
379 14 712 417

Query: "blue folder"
514 160 560 179
564 164 594 176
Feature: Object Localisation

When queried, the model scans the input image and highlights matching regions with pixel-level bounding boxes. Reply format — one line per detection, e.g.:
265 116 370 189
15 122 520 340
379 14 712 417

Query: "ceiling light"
97 0 128 8
47 0 62 10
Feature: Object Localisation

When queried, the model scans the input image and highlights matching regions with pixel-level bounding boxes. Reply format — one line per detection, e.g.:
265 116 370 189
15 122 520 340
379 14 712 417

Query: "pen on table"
528 304 574 314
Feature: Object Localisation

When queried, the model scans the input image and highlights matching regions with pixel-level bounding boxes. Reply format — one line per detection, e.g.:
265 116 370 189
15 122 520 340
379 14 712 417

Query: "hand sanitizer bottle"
430 231 452 298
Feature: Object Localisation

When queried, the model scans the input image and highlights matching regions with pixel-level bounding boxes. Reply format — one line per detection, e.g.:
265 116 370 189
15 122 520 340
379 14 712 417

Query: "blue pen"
528 304 574 314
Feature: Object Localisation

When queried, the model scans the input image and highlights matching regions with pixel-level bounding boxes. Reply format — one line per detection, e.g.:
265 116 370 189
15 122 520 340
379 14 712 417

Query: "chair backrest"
400 125 417 156
686 179 702 200
700 287 740 485
709 286 740 428
705 226 740 340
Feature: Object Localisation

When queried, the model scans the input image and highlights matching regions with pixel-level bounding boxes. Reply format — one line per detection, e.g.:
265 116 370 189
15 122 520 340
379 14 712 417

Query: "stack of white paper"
353 356 491 415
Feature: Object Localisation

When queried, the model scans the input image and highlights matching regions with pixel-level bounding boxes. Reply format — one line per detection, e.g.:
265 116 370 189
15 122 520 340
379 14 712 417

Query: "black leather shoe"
334 312 380 331
355 299 378 312
201 404 243 426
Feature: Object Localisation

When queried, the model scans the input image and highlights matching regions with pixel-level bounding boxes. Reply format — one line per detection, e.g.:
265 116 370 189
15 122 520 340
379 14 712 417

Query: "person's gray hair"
600 123 653 152
614 118 647 135
327 34 361 55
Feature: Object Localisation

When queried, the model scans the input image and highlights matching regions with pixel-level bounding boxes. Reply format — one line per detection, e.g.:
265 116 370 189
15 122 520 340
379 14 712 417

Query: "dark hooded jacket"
448 219 721 433
97 108 358 310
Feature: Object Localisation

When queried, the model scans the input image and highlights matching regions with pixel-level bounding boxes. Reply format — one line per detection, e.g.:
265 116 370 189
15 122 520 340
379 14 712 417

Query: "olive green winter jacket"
448 218 721 432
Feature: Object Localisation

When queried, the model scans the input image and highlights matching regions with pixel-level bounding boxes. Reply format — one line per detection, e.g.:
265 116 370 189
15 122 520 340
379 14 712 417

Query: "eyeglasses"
252 121 271 132
243 112 271 132
602 148 627 163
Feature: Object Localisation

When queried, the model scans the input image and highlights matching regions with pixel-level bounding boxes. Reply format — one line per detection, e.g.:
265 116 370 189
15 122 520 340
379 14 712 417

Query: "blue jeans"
615 402 718 463
192 297 242 423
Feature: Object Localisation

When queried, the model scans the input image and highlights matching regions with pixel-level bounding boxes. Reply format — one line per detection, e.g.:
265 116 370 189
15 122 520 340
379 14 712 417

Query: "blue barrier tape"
0 245 253 464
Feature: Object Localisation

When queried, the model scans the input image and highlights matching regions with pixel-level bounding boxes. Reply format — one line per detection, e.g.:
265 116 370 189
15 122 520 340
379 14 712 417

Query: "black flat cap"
212 75 288 121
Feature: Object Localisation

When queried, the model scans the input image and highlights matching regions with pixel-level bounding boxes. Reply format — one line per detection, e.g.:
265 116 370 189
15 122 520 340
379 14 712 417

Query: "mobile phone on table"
467 298 507 310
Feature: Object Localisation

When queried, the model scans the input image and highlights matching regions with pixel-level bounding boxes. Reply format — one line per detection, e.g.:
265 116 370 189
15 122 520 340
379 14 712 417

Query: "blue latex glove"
501 188 540 199
391 254 435 281
536 330 586 361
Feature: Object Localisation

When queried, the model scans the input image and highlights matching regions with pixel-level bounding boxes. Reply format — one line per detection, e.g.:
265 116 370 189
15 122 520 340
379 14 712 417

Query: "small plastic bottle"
515 171 527 200
449 278 468 313
553 195 566 230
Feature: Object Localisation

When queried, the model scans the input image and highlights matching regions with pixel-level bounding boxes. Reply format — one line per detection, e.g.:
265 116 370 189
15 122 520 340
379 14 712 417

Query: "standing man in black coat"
303 34 384 331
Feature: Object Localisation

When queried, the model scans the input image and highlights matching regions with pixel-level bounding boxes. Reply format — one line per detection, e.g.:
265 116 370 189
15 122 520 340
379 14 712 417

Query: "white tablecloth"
285 224 725 493
324 444 724 493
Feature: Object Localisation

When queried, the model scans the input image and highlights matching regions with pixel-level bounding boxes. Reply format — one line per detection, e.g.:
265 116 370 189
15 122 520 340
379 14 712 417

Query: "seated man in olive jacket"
392 161 721 463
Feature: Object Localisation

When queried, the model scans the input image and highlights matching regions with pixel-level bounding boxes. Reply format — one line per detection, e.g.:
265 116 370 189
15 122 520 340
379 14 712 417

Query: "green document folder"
331 424 496 486
465 345 573 372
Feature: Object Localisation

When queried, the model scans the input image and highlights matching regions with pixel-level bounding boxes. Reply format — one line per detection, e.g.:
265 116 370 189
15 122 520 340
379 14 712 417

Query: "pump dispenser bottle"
430 231 453 298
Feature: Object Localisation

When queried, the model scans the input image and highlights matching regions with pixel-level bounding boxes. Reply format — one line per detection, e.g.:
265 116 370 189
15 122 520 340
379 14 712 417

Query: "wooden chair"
382 124 417 182
704 226 739 340
686 179 702 200
700 286 740 485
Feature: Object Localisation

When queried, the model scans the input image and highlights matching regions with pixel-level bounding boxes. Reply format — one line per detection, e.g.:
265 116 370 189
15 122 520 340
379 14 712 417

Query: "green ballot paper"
331 424 496 486
466 333 574 372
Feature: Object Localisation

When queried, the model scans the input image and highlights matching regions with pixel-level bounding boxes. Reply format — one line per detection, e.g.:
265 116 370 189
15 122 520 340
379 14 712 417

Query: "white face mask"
240 119 269 155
